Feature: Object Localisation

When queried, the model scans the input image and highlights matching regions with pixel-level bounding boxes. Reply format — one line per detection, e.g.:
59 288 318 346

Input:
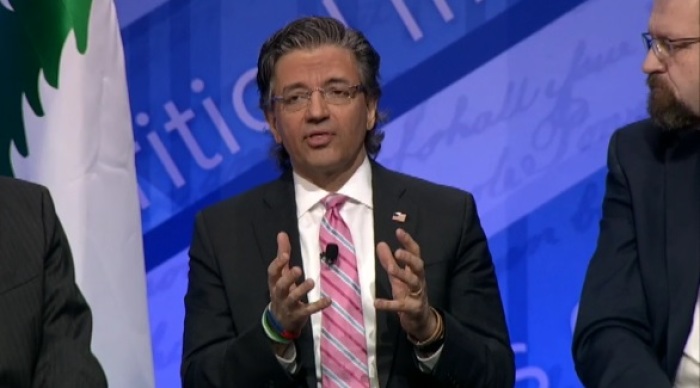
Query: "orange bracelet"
407 307 444 347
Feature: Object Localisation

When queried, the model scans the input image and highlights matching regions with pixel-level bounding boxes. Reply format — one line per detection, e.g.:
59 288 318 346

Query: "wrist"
413 307 439 342
407 308 445 353
262 304 300 346
272 342 292 357
267 304 301 340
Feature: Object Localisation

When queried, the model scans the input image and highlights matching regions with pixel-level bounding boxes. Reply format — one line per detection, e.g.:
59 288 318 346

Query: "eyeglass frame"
642 32 700 61
267 84 366 112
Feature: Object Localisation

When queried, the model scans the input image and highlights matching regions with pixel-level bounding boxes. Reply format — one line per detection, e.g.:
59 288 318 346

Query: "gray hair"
256 16 386 170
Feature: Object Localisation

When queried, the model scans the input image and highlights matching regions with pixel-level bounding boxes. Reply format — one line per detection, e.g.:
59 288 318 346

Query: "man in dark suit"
0 177 106 387
182 16 513 387
573 0 700 386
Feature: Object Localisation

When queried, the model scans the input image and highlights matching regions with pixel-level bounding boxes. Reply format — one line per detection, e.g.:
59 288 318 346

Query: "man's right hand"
267 231 331 340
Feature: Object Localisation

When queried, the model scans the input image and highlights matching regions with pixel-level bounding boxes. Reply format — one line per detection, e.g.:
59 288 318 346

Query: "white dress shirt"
275 156 441 387
674 294 700 387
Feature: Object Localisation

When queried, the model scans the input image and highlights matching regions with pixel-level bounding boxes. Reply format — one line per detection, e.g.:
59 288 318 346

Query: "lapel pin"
392 211 406 223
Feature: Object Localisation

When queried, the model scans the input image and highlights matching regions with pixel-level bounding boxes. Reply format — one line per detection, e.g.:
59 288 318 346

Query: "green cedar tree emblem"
0 0 93 176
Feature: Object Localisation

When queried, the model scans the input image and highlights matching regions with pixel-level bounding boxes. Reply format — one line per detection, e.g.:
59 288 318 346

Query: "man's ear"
366 98 378 130
265 109 282 143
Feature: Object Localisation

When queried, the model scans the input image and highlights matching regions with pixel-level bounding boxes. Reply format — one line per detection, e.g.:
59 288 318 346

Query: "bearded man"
572 0 700 387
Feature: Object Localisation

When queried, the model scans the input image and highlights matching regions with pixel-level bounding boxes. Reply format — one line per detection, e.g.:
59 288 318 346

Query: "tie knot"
322 193 347 210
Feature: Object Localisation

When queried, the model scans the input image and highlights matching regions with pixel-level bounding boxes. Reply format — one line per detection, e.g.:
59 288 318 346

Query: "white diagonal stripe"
320 292 365 335
321 217 355 253
322 328 369 374
322 364 352 388
324 264 362 295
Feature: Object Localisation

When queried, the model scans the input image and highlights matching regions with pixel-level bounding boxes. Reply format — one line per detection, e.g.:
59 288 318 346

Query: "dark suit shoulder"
610 118 665 165
0 177 52 242
0 177 51 297
0 176 48 211
614 118 659 139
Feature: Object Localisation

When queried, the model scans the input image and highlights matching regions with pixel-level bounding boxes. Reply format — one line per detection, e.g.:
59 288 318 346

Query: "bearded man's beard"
647 75 700 131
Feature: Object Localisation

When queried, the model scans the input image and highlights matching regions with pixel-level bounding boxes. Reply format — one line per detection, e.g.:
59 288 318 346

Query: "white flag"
3 0 154 386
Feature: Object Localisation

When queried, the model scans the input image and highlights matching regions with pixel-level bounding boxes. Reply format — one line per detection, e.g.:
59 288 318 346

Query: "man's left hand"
375 228 437 341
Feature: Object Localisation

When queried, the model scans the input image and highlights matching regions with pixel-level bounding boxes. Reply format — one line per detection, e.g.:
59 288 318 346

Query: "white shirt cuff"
275 343 299 374
416 345 444 372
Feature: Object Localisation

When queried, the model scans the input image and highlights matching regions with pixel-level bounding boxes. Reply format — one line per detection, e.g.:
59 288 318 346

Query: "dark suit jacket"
182 162 514 387
573 119 700 387
0 177 106 388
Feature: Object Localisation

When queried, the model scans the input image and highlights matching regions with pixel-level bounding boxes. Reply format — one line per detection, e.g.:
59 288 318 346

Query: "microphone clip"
321 243 339 266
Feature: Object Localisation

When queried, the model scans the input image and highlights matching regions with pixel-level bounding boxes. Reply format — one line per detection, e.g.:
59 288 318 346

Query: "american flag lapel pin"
392 211 406 223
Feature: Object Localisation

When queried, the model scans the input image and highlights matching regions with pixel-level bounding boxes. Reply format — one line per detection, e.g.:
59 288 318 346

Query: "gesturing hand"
267 232 331 335
374 228 438 342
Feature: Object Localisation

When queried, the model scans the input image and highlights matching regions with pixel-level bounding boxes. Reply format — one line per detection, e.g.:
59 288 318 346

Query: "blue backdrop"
115 0 652 386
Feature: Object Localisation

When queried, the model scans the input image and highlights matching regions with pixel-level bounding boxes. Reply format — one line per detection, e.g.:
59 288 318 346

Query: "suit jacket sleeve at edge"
32 187 107 388
572 130 671 388
181 211 301 388
431 193 515 387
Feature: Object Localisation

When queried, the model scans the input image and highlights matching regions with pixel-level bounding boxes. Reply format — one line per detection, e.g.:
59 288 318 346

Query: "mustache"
647 75 663 89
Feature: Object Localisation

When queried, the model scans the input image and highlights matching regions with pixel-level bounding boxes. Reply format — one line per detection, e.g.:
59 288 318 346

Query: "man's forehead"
272 46 361 86
649 0 700 35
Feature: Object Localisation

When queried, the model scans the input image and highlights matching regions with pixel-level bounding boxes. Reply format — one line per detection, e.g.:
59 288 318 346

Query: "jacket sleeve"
181 212 302 387
431 193 515 387
33 187 107 388
572 130 671 388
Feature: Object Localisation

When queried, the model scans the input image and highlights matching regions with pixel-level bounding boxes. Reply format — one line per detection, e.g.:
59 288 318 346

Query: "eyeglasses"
270 84 365 112
642 32 700 61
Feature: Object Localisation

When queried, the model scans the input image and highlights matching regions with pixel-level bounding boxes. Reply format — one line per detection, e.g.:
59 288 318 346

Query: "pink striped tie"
319 194 370 387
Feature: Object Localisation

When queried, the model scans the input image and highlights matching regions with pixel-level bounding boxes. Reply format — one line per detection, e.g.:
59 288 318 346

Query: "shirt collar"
293 156 373 218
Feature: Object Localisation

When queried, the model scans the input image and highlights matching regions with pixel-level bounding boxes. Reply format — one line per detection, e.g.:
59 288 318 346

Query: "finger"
277 231 292 259
267 252 290 290
270 231 293 294
394 248 425 280
376 242 398 274
405 266 427 298
287 278 315 302
274 266 302 299
405 266 424 293
374 297 417 313
387 250 421 289
281 265 290 277
300 297 332 316
396 228 421 258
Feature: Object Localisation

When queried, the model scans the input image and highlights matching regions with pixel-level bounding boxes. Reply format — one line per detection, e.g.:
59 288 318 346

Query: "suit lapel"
253 173 317 387
371 162 418 388
664 130 700 373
